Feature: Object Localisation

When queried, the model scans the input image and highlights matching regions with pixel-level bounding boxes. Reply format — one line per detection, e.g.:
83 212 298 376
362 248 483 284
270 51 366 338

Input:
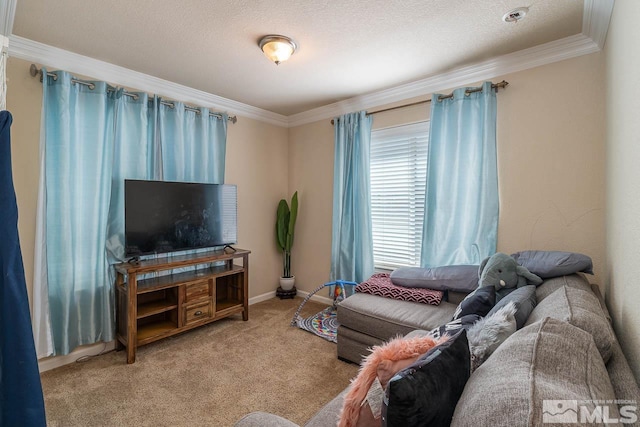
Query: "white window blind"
370 121 429 270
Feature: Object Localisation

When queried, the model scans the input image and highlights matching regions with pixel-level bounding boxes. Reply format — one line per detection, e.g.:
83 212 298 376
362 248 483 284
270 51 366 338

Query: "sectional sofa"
235 272 640 426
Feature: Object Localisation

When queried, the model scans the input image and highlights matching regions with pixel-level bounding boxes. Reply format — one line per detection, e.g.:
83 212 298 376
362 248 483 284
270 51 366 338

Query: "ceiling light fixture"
502 6 529 23
259 35 297 65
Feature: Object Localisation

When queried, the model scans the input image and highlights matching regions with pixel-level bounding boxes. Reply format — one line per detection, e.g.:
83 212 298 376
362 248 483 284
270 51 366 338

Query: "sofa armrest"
234 412 300 427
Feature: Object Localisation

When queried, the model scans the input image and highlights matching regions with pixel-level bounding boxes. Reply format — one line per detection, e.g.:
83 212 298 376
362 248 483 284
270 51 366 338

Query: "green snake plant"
276 191 298 278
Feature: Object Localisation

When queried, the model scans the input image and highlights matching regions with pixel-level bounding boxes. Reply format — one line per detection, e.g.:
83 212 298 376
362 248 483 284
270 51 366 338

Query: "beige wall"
287 120 334 291
605 0 640 381
8 47 616 369
6 56 289 307
496 53 605 277
289 52 607 295
226 116 289 297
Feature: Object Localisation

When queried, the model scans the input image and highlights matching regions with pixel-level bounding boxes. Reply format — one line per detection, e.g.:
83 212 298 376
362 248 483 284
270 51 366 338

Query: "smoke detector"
503 7 529 23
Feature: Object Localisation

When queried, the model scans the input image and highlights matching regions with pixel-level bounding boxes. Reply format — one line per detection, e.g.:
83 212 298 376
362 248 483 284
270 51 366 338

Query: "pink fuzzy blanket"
337 334 448 427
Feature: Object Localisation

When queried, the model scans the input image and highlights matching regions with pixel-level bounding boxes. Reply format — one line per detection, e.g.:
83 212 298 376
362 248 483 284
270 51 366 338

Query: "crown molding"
287 0 613 127
0 0 16 37
7 35 289 127
287 33 599 127
5 0 613 128
582 0 614 50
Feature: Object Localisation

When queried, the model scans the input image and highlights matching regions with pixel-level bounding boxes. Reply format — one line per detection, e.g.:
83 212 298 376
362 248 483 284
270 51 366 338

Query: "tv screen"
124 180 237 257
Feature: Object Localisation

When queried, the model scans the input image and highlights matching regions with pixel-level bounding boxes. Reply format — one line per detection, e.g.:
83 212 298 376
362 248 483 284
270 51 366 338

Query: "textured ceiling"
12 0 584 116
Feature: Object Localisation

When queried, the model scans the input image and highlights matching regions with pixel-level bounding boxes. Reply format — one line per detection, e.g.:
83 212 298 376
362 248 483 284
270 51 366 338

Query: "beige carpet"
40 298 359 427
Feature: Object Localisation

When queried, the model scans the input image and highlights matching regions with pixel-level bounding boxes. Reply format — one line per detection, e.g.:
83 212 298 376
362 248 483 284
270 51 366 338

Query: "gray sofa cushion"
304 390 347 427
390 265 479 293
525 285 615 362
451 318 619 427
337 293 457 341
535 274 592 302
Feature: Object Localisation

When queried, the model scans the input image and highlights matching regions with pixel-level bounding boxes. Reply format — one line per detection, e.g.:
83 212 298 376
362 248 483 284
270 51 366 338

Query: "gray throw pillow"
389 265 479 293
486 285 536 329
467 301 517 371
511 250 593 279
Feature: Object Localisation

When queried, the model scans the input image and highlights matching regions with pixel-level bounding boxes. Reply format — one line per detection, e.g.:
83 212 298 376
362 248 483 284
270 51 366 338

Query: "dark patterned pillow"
452 286 495 320
486 285 536 329
429 314 481 340
382 330 471 427
356 273 444 306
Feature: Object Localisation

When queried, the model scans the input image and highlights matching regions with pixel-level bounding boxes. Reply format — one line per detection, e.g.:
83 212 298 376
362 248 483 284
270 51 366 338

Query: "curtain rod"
29 64 237 124
330 80 509 125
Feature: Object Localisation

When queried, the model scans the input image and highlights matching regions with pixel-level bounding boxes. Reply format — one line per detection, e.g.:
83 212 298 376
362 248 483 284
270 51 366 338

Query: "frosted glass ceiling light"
259 35 297 65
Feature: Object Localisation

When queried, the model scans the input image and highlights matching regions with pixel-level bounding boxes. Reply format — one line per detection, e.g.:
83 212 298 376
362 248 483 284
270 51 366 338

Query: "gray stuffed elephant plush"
478 252 542 299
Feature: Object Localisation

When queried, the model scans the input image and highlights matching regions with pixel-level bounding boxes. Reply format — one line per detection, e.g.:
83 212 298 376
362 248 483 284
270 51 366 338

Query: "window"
370 122 429 270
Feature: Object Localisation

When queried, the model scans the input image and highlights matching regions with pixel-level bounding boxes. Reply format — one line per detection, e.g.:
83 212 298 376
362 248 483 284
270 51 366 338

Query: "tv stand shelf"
115 248 250 363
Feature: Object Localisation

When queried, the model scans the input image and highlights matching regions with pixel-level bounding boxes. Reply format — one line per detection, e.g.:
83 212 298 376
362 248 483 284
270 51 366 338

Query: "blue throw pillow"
511 250 593 279
382 330 471 427
389 265 479 293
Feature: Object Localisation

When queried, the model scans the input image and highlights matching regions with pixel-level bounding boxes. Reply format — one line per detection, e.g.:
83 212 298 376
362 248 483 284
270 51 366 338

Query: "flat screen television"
124 179 237 257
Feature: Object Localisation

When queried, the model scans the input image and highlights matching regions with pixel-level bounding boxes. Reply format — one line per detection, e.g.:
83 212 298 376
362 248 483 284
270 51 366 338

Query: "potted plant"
276 191 298 291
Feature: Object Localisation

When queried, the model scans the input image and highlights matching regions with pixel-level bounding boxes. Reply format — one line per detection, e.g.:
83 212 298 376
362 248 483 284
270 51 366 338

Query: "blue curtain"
420 81 498 267
159 101 227 183
41 71 116 355
35 75 229 356
0 111 46 426
105 91 157 263
330 111 374 283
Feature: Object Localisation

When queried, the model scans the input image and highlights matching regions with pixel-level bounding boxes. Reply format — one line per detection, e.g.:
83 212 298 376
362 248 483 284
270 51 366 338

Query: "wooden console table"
115 248 250 364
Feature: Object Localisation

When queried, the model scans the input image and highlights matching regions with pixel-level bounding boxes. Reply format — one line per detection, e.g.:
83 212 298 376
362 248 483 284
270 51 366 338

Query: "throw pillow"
356 273 444 305
452 286 495 320
382 330 471 427
429 314 482 340
467 301 517 371
486 285 536 329
511 250 593 278
338 334 446 427
389 265 479 293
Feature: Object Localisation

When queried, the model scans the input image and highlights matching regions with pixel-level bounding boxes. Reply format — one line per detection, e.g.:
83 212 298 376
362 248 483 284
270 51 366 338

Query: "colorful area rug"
295 305 339 343
291 280 357 344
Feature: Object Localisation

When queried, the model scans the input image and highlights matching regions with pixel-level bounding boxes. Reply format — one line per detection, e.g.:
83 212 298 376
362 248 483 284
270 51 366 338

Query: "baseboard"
248 290 277 305
38 341 117 373
249 288 333 306
295 289 333 306
38 289 332 372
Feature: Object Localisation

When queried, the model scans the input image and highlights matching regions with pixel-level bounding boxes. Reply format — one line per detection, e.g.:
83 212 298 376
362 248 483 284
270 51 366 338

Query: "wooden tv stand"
115 248 250 364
